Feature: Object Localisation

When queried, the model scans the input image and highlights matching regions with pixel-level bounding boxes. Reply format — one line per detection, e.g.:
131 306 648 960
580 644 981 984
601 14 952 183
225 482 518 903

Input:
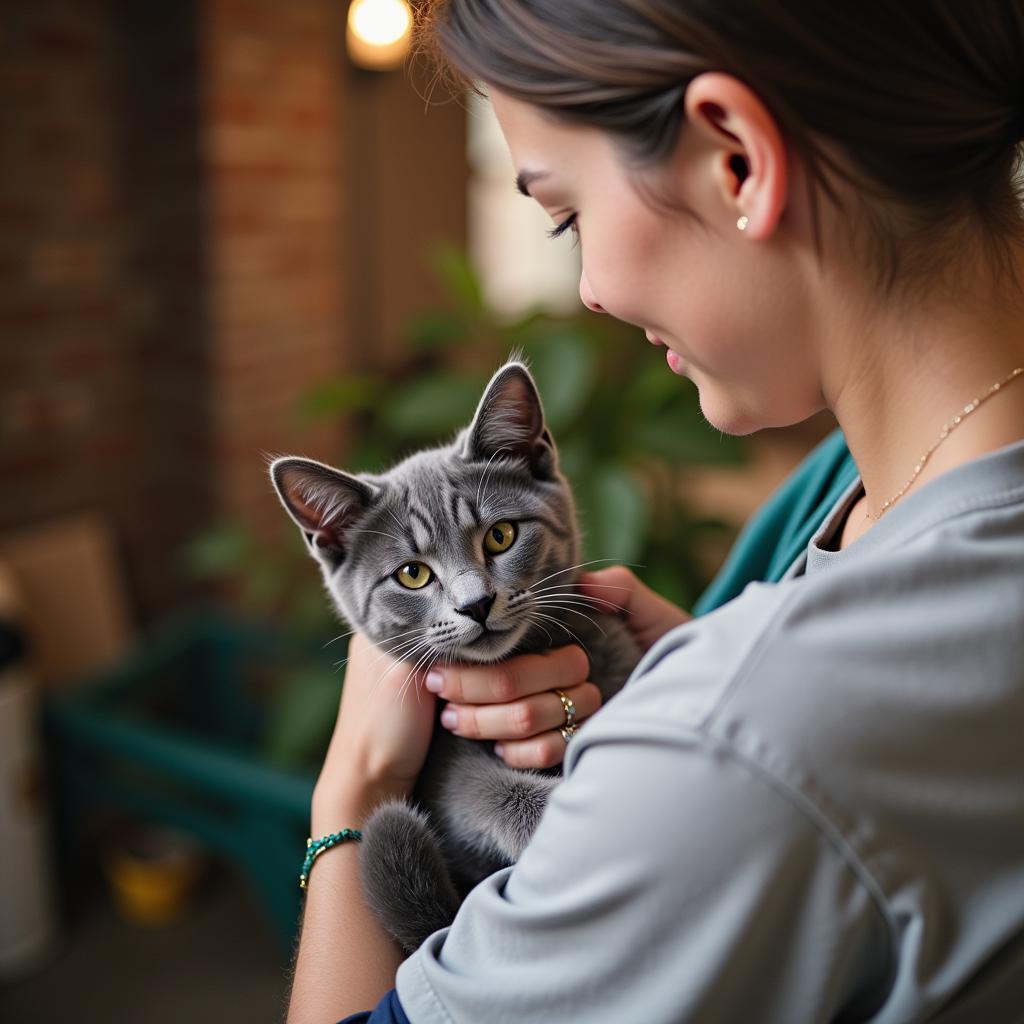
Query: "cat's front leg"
435 737 561 863
358 797 461 953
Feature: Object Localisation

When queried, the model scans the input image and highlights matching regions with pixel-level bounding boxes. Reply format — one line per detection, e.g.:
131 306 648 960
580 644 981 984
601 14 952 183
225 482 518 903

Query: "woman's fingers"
441 681 601 741
577 565 692 653
427 643 590 704
493 731 577 771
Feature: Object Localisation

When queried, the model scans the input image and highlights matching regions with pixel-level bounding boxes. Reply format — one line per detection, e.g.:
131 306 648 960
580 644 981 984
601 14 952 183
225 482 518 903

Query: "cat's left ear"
464 361 558 479
269 457 380 564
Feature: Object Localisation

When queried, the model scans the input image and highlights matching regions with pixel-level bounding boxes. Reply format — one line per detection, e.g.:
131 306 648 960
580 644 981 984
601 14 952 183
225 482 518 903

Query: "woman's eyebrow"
515 169 551 197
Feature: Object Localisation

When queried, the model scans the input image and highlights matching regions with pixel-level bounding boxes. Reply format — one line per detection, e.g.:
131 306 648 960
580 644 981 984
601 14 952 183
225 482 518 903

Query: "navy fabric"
337 986 409 1023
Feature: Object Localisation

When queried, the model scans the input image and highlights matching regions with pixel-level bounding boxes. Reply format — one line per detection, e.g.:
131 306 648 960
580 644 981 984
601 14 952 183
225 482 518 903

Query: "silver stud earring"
736 215 749 231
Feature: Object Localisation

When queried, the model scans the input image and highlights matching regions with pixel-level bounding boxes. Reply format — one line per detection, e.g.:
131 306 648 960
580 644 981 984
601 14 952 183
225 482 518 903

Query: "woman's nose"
579 270 605 314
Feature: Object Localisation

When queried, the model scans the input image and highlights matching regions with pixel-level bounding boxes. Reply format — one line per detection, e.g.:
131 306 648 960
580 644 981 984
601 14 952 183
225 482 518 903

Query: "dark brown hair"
420 0 1024 305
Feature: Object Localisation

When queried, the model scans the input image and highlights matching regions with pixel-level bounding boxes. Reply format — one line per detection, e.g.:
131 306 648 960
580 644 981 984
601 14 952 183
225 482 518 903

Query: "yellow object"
103 827 204 926
346 0 413 70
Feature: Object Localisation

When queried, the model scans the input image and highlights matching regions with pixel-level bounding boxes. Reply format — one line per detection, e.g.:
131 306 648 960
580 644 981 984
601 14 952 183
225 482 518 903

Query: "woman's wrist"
311 774 411 837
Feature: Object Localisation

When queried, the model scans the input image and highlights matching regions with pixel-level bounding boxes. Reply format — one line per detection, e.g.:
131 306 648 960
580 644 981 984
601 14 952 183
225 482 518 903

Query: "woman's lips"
646 332 685 374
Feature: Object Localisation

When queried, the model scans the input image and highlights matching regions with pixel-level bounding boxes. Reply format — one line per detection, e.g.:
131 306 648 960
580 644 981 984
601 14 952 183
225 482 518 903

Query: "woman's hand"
432 566 693 770
426 643 598 769
578 565 693 653
313 631 438 829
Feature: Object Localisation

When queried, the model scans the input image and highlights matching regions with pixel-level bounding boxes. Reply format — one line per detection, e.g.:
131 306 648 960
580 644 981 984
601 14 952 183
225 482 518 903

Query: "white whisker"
476 446 513 509
372 637 434 696
531 582 633 595
348 528 406 545
527 558 644 591
529 611 592 659
523 615 554 646
332 628 428 670
530 590 624 613
529 600 607 637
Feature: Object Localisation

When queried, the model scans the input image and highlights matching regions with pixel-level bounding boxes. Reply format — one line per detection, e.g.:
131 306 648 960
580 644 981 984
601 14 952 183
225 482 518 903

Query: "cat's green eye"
395 562 433 590
484 521 517 555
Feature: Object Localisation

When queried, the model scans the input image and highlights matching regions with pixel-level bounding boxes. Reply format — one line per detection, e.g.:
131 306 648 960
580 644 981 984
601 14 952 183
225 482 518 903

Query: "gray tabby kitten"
270 359 641 952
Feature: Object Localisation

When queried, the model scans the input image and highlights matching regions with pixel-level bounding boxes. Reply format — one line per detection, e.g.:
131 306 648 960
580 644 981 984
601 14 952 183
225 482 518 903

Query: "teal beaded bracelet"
299 828 363 890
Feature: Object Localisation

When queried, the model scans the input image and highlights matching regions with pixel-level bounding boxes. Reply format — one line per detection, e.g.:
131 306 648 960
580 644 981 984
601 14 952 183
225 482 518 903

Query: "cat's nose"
455 593 495 624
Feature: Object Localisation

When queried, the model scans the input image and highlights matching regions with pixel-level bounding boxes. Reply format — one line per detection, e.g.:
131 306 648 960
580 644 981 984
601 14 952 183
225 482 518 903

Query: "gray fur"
270 359 641 952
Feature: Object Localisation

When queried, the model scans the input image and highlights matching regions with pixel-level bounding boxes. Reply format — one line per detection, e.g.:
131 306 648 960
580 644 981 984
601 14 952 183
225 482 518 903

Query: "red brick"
0 202 41 230
28 241 114 286
31 28 98 60
0 302 55 327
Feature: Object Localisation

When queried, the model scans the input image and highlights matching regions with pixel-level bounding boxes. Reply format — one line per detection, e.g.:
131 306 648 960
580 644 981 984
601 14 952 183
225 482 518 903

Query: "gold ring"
560 724 579 744
553 688 576 730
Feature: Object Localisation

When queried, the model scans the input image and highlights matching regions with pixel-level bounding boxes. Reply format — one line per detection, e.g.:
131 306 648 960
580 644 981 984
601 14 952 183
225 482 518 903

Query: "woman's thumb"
577 566 691 653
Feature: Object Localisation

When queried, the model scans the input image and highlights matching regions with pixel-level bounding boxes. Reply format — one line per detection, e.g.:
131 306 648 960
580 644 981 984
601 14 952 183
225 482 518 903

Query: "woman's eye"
484 521 517 555
395 562 433 590
546 213 579 248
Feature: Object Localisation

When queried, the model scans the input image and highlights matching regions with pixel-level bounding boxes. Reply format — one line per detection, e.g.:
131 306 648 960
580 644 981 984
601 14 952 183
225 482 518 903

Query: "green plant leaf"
630 402 750 465
578 464 649 565
381 373 488 439
521 329 597 433
294 375 383 423
402 310 469 350
260 665 342 771
427 240 484 313
179 524 254 579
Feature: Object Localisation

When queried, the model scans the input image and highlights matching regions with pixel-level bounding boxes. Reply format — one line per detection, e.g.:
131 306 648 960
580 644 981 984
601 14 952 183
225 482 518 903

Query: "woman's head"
422 1 1024 436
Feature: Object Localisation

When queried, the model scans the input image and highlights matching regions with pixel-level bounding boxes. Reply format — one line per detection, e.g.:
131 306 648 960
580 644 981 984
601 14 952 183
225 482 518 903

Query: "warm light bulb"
346 0 413 70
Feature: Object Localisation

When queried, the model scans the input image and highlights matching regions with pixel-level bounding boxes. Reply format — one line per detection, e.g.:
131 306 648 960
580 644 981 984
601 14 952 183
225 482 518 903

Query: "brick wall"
0 0 468 620
0 0 140 548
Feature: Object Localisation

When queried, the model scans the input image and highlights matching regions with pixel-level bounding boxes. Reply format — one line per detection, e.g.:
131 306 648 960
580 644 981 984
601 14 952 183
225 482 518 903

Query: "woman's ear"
683 70 789 241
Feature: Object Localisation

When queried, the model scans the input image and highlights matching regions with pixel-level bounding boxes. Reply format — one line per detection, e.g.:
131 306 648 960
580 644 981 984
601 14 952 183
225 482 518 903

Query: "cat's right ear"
269 457 379 565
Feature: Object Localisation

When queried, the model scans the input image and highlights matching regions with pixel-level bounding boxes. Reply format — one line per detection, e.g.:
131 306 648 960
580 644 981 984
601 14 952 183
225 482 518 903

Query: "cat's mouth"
456 624 520 659
467 626 511 646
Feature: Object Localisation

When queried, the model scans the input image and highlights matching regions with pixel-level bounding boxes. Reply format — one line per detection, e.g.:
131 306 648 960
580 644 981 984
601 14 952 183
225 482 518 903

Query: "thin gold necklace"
864 366 1024 521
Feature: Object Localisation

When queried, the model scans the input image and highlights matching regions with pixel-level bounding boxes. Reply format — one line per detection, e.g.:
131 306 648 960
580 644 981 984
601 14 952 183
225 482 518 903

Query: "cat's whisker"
395 645 437 704
476 446 513 509
373 638 435 695
529 600 607 637
522 615 554 646
526 558 644 591
529 590 624 613
531 582 633 595
332 629 428 671
528 611 593 659
348 528 406 545
381 505 407 534
351 631 432 683
329 623 427 656
322 626 359 648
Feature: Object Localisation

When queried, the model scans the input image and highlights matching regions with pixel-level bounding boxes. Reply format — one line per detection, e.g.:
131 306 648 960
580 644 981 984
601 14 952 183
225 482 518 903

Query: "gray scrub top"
396 437 1024 1023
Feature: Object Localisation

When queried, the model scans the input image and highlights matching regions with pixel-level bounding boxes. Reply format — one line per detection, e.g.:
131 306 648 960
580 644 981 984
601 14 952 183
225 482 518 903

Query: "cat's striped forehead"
366 446 561 560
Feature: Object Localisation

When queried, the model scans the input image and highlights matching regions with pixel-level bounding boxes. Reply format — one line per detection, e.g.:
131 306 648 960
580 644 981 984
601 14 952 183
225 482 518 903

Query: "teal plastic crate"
43 605 340 955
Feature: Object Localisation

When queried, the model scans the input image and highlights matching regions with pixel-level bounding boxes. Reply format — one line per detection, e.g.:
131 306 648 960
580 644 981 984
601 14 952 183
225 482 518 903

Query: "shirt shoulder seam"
687 720 898 984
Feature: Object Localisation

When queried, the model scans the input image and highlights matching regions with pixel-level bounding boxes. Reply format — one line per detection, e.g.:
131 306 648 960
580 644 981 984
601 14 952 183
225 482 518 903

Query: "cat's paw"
359 798 461 953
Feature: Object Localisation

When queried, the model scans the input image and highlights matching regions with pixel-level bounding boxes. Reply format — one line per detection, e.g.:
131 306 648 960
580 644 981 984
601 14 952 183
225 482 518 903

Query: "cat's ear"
464 361 557 478
269 457 379 564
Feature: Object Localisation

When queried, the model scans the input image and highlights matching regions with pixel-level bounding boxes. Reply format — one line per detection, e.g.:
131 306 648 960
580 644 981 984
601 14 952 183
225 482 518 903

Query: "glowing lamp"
346 0 414 71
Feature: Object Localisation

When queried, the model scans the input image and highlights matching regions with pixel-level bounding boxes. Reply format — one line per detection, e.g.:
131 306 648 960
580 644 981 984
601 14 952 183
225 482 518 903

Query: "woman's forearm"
286 786 407 1024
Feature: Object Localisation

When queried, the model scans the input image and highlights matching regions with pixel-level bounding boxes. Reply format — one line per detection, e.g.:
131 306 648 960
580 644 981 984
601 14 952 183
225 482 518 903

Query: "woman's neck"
823 260 1024 526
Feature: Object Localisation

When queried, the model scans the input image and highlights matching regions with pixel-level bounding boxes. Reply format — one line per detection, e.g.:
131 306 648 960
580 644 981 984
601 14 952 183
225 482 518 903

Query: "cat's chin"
452 625 522 663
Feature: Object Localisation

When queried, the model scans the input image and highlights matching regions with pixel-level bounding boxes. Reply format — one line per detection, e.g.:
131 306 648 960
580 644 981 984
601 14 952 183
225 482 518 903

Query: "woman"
287 2 1024 1021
